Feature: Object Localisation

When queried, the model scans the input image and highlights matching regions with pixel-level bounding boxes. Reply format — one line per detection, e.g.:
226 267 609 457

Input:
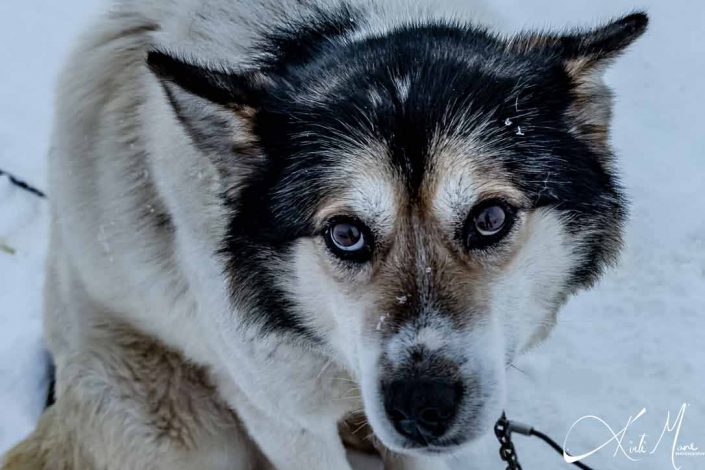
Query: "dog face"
149 10 646 455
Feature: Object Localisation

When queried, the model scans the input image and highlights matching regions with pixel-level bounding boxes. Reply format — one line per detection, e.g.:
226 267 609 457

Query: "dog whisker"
351 419 370 435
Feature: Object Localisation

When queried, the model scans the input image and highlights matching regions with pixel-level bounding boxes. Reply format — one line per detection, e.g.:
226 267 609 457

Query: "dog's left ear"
146 50 269 158
147 50 268 108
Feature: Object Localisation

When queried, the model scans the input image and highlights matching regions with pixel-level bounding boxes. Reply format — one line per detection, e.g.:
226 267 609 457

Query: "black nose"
384 379 462 443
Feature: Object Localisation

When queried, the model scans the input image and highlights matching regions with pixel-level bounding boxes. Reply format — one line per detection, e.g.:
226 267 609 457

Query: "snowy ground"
1 1 704 469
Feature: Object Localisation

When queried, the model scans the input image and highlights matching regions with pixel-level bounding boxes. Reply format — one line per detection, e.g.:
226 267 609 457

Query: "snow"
0 178 49 452
1 1 703 469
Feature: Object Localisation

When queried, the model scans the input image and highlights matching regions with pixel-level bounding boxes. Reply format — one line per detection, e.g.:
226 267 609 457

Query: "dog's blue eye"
326 218 373 262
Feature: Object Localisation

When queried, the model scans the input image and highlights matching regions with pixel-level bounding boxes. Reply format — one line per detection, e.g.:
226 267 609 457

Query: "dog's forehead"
308 91 528 228
289 54 545 227
316 150 400 233
425 135 525 227
316 129 522 233
258 24 601 244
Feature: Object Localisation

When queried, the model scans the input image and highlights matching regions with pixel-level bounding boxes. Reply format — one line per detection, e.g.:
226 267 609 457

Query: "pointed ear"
509 13 647 150
558 12 648 78
147 50 267 108
146 50 267 158
509 12 648 79
565 14 648 149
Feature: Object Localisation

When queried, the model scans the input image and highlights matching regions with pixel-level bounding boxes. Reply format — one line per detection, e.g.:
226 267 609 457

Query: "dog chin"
371 422 486 459
381 437 469 457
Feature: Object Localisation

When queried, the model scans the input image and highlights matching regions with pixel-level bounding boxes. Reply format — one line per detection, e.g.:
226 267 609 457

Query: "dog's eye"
332 223 364 250
475 205 506 235
464 200 515 249
325 217 373 262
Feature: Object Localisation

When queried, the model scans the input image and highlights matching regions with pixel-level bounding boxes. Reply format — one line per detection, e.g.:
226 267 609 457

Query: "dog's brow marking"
350 178 395 231
323 155 398 234
431 168 480 230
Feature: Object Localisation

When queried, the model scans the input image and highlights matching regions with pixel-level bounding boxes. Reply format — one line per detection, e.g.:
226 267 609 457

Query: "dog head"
148 9 647 455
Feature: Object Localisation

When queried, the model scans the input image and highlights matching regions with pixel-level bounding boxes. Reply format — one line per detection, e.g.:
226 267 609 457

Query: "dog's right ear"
146 50 267 156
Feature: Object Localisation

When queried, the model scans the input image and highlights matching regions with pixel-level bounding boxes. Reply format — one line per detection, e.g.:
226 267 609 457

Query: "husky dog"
2 1 647 468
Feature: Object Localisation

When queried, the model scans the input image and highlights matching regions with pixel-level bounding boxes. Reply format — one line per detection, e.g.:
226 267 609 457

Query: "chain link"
495 413 523 470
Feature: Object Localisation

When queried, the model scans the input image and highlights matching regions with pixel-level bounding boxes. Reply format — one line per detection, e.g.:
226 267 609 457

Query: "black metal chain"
495 412 596 470
495 412 523 470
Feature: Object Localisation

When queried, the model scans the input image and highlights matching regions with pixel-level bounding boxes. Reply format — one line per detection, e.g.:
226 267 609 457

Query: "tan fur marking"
2 323 252 470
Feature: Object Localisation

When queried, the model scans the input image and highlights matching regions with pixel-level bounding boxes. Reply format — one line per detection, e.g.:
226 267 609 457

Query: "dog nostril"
383 379 463 443
397 419 418 438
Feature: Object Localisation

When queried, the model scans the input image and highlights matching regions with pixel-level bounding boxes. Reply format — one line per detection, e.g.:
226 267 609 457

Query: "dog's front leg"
233 393 353 470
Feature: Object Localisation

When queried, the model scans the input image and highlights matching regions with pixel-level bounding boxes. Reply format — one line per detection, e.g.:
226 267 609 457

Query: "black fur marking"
222 241 321 342
218 7 365 340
